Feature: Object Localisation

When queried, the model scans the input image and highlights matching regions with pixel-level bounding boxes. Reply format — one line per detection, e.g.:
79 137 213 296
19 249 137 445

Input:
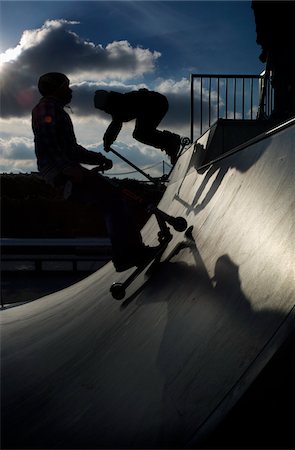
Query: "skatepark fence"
190 72 274 140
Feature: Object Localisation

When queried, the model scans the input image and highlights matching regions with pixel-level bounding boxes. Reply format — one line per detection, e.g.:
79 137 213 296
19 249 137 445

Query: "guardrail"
1 238 112 272
190 72 274 141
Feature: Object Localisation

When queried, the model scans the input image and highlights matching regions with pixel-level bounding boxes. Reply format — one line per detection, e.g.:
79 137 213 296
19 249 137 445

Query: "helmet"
94 90 110 110
38 73 70 96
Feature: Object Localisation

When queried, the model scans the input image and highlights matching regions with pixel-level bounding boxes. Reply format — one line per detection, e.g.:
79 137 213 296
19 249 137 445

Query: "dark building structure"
252 1 295 120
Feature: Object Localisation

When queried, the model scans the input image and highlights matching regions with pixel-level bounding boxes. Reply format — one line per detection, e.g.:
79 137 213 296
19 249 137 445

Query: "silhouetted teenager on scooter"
32 72 159 272
94 88 182 164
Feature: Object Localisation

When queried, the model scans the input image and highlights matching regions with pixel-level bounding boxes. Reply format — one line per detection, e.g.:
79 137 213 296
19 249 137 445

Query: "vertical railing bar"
200 76 203 136
225 77 228 119
267 72 273 116
256 75 265 119
270 73 274 115
250 77 253 119
264 75 271 116
261 75 265 118
190 74 262 138
190 74 194 142
234 77 236 119
217 77 220 120
262 76 264 119
209 77 211 128
260 77 263 117
242 78 245 119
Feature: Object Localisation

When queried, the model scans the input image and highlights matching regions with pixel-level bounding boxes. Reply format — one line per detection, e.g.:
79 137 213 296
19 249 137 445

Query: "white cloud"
98 141 169 180
0 19 194 134
153 78 191 135
0 19 195 175
0 136 37 173
156 77 190 95
1 20 79 66
0 137 34 160
0 19 161 118
0 130 169 178
0 159 37 174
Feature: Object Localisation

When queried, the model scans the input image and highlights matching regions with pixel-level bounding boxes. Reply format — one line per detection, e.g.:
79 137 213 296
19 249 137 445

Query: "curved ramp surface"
1 119 295 449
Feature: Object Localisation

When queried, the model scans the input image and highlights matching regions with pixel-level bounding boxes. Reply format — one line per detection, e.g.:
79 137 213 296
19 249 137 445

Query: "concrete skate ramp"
1 119 295 449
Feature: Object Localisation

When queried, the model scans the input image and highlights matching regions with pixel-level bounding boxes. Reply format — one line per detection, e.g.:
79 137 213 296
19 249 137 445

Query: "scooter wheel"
172 216 188 232
181 137 191 146
110 283 126 300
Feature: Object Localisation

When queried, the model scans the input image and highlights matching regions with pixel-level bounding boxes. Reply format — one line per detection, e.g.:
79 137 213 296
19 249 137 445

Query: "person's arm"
62 150 112 184
103 118 122 150
33 102 112 184
73 145 113 170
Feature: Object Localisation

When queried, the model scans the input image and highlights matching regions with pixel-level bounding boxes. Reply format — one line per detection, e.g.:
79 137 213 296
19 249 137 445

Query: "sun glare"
0 46 22 69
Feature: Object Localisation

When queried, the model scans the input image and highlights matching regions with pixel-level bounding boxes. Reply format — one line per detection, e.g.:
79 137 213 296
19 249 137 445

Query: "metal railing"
190 72 274 141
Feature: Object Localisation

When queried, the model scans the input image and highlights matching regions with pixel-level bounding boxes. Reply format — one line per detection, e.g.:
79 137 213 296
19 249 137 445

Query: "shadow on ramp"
1 119 294 449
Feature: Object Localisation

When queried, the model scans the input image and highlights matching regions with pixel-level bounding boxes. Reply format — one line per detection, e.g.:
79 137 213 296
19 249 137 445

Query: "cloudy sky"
0 1 264 178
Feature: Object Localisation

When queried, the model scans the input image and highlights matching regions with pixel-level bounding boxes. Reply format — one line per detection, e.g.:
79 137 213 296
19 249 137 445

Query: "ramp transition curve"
1 118 294 449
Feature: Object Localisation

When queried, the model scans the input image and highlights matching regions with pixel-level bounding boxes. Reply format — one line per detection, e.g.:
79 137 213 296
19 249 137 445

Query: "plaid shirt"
32 96 101 182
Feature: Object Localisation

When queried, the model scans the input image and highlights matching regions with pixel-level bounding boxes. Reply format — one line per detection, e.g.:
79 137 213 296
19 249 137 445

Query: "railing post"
200 76 203 136
209 77 212 128
242 78 245 119
190 74 194 143
217 77 220 119
234 77 236 119
226 78 229 119
250 78 253 119
189 73 270 140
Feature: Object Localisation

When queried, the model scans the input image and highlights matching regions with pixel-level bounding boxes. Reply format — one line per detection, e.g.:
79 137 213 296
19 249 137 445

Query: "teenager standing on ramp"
32 72 160 272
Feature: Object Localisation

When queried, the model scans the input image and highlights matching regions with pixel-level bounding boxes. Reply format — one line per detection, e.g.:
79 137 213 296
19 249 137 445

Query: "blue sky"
0 1 264 177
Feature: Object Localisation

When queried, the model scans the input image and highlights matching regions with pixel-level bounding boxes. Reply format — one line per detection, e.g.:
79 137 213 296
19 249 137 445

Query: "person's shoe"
134 244 161 267
162 132 181 165
112 244 161 272
113 258 137 272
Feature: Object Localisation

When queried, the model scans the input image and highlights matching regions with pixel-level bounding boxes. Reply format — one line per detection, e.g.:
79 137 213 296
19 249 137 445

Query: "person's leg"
133 93 168 147
132 93 181 162
67 172 157 271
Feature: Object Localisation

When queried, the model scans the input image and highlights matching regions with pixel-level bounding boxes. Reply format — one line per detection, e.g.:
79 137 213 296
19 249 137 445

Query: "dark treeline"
1 173 165 238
